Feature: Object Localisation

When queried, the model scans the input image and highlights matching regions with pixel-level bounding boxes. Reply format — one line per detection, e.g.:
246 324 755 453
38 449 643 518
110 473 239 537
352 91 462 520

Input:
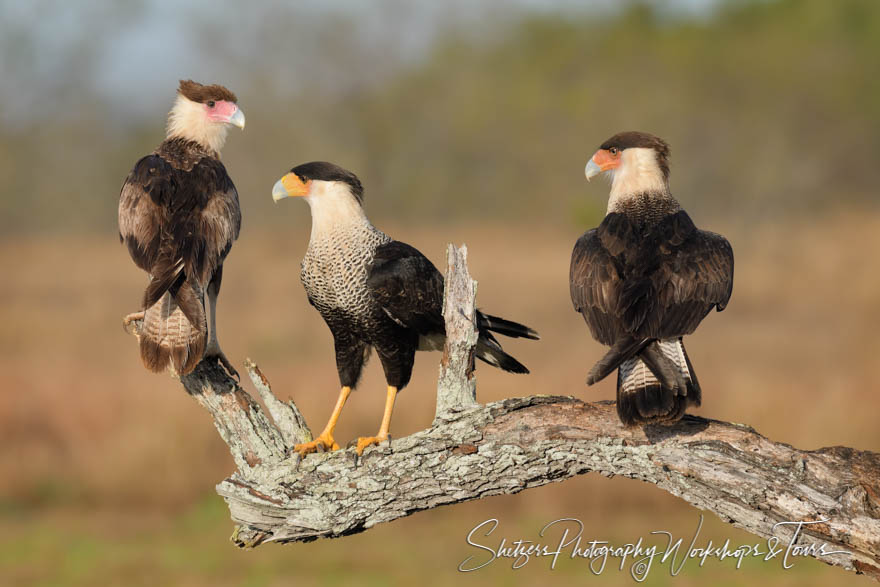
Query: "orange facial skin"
591 147 622 172
272 173 312 201
281 173 311 197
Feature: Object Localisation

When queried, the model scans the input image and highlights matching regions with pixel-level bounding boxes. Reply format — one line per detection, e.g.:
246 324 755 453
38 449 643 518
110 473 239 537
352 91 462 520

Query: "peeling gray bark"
125 245 880 581
179 361 287 475
219 397 880 581
435 244 479 421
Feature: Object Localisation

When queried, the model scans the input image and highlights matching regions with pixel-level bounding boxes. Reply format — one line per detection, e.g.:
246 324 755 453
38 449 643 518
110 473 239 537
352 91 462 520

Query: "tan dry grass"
1 210 879 512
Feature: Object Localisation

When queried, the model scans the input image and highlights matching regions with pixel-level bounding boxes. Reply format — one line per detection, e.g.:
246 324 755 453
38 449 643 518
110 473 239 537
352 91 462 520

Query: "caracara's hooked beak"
272 173 310 202
584 149 621 181
228 107 246 130
206 100 246 129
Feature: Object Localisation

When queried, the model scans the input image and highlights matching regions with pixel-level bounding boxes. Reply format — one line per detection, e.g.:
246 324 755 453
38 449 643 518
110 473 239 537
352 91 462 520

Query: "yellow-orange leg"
356 386 398 456
293 386 351 456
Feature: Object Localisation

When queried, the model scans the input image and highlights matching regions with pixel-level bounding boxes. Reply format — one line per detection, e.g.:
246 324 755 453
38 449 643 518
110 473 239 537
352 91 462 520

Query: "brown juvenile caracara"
570 131 733 426
272 162 539 456
118 80 244 377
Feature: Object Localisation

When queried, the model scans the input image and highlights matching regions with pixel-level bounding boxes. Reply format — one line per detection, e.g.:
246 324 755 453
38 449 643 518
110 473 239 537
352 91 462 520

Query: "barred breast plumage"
301 218 391 327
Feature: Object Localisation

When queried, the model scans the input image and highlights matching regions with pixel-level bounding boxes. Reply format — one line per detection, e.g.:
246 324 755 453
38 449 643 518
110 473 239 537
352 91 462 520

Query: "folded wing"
118 152 241 374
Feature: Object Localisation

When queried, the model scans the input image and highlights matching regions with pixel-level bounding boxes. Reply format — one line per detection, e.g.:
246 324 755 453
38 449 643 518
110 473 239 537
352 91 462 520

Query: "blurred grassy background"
1 0 879 585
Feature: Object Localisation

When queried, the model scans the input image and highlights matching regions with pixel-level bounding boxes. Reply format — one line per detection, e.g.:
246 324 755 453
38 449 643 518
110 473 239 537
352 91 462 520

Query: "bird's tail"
477 312 540 340
473 311 538 374
616 339 701 426
475 337 530 374
139 280 207 375
587 336 650 385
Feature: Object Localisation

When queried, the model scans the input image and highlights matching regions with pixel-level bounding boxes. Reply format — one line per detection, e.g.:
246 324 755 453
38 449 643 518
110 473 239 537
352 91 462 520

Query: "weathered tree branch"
126 245 880 581
435 244 479 420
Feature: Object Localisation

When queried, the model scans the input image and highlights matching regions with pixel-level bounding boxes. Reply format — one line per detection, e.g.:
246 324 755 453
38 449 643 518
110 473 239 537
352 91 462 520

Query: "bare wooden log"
435 244 479 421
124 245 880 581
180 362 288 475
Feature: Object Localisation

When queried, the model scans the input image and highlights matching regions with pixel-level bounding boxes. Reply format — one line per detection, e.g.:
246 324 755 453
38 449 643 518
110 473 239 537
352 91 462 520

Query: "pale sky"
0 0 722 126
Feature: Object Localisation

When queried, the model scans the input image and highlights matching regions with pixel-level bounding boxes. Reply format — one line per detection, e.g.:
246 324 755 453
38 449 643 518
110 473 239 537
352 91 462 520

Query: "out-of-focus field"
1 209 878 585
1 1 878 584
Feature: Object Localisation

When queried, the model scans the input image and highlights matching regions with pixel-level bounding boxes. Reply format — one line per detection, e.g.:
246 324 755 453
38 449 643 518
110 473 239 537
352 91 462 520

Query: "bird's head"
166 80 245 153
272 161 364 206
584 131 671 199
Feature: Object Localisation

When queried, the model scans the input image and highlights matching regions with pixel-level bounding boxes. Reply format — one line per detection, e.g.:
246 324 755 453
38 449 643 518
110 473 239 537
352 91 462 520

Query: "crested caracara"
570 131 734 426
272 162 539 456
118 80 245 377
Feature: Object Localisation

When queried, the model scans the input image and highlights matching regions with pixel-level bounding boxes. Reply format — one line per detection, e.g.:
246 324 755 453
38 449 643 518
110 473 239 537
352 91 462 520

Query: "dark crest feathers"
178 79 238 104
291 161 365 203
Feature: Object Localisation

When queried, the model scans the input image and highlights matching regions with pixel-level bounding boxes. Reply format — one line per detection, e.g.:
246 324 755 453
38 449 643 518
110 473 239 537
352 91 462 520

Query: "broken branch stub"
435 243 480 421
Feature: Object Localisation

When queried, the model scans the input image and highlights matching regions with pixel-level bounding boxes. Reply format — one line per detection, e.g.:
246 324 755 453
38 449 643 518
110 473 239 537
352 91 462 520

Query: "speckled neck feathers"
611 192 681 226
155 137 215 170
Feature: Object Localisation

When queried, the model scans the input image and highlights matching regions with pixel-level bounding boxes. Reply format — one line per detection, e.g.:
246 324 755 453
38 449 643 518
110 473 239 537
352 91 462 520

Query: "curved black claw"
346 438 362 467
287 452 303 470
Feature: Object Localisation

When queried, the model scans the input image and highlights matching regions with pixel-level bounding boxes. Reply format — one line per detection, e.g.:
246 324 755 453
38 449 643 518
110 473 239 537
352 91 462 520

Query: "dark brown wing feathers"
120 140 240 303
571 210 733 345
586 335 650 385
366 241 446 336
119 138 240 374
366 241 536 374
570 228 625 345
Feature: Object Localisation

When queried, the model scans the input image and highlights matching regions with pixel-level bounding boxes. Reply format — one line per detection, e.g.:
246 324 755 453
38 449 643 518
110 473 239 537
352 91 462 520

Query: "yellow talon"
293 386 351 458
355 385 398 456
355 434 389 456
293 432 340 456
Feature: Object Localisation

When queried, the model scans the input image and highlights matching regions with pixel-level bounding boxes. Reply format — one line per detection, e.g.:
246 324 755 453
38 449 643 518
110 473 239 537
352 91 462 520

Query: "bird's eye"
609 147 619 156
207 100 215 108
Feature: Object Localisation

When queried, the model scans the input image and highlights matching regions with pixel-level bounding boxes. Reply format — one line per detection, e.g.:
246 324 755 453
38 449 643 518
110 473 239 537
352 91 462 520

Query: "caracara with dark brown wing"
119 80 245 377
272 162 539 456
570 131 733 426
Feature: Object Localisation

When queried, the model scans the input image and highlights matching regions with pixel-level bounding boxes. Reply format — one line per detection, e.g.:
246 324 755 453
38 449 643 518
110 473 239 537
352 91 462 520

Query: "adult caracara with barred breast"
570 131 733 426
272 162 539 456
118 80 245 377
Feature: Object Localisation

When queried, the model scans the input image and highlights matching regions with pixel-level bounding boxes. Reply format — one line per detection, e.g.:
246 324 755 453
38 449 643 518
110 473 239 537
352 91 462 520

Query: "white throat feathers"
166 94 230 154
607 147 671 214
304 180 373 242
